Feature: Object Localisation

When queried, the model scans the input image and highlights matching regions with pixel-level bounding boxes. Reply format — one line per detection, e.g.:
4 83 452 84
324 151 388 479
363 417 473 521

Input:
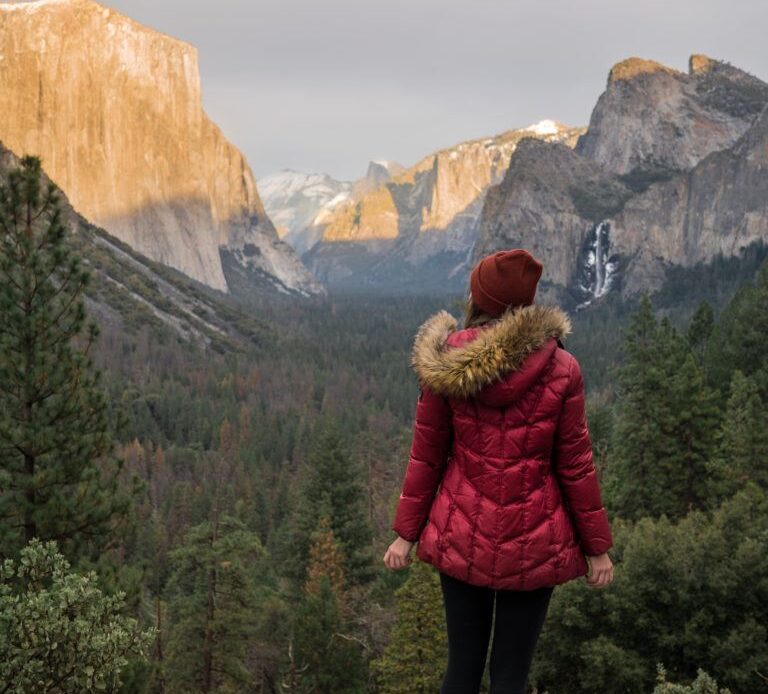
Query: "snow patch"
524 119 561 136
324 191 350 208
258 169 352 252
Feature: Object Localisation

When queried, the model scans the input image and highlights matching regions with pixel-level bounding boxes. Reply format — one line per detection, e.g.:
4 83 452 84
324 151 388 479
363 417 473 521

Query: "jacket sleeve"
391 384 453 542
551 356 613 556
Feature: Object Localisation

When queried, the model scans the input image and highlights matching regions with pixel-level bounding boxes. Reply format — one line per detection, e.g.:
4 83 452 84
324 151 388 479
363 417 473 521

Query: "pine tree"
283 575 367 694
605 296 719 520
653 665 733 694
532 486 768 693
304 514 347 597
282 521 366 694
283 421 374 587
704 261 768 396
707 370 768 502
0 156 133 559
370 560 447 694
686 299 715 358
165 514 263 693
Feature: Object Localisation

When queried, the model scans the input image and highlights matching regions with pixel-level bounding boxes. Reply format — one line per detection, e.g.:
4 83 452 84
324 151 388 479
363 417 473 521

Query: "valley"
1 1 767 692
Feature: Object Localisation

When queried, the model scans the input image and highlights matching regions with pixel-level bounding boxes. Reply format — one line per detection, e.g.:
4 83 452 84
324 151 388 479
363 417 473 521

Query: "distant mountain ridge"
264 55 768 305
259 171 352 239
298 120 583 291
0 0 322 297
258 160 406 256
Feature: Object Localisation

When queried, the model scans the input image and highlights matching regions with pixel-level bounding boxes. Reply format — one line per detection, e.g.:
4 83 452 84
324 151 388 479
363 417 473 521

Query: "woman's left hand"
383 536 415 570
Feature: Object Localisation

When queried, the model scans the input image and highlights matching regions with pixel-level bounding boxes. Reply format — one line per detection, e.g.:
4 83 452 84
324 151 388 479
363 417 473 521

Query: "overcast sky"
104 0 768 181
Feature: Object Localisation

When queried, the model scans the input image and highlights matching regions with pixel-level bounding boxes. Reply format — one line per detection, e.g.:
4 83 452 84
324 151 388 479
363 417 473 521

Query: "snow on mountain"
524 119 565 136
303 121 584 291
259 170 352 254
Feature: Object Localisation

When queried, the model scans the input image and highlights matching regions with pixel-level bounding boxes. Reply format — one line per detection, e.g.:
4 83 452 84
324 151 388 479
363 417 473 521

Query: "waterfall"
576 220 617 309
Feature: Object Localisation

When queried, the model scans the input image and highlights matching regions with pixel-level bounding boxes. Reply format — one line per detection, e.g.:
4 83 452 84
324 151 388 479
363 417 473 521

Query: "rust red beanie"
470 249 543 316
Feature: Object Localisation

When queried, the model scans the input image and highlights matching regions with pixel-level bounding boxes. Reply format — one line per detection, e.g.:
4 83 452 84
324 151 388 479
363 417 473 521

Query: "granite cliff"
576 55 768 175
477 138 632 302
0 0 321 296
0 139 269 352
475 55 768 308
611 102 768 295
259 161 409 258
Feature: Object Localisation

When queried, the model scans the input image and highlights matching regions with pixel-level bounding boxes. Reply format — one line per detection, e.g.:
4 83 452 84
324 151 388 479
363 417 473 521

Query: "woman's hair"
463 293 498 329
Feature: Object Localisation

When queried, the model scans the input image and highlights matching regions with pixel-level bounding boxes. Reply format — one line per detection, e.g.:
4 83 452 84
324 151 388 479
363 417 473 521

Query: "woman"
383 248 614 694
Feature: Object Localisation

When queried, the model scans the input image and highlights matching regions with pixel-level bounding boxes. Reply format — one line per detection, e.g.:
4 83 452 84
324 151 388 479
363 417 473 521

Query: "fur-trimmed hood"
411 304 572 400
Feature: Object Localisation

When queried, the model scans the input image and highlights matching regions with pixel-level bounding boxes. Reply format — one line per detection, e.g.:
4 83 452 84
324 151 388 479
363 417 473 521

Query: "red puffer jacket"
392 304 613 590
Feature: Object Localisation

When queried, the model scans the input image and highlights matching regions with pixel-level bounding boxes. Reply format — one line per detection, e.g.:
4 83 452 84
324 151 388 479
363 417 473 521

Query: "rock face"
575 55 768 175
610 103 768 295
477 138 632 299
304 121 584 291
352 160 405 197
475 55 768 308
0 0 321 295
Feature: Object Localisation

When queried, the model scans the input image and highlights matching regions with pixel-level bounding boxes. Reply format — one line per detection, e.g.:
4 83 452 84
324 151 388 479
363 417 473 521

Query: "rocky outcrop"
475 56 768 307
352 160 405 197
476 138 631 295
575 55 768 175
0 0 321 296
610 103 768 295
304 121 584 291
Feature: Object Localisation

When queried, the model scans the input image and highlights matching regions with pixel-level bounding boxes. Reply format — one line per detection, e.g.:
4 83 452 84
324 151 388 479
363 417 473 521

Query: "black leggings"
439 571 554 694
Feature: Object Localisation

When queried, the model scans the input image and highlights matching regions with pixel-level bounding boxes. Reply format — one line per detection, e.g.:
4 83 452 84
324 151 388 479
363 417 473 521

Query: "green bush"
0 539 154 693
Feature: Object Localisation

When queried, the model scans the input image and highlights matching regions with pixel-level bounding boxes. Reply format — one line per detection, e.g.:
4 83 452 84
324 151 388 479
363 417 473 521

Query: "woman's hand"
585 552 613 588
383 536 415 570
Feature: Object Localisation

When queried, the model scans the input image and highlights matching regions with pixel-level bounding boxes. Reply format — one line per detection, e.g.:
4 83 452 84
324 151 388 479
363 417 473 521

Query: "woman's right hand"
585 552 613 588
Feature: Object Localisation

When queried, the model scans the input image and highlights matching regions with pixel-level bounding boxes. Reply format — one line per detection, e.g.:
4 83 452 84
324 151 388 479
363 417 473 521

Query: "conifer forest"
0 155 766 694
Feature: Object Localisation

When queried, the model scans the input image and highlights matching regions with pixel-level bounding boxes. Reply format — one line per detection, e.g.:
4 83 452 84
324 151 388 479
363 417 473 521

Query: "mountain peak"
365 159 404 177
352 160 404 196
258 170 352 252
608 57 680 83
689 53 717 74
579 53 768 175
0 0 197 54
